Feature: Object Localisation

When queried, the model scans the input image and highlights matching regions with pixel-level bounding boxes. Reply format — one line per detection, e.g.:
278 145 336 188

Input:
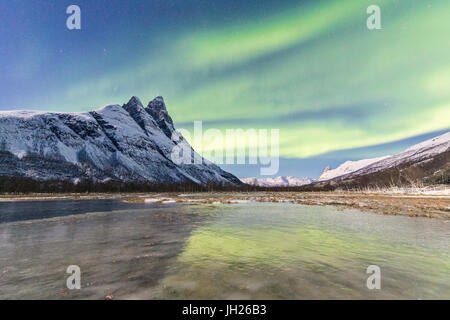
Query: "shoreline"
0 191 449 220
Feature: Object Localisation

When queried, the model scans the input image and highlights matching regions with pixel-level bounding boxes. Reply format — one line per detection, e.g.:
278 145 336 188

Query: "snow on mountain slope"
318 131 450 182
345 131 450 178
318 156 389 181
0 96 241 185
404 132 450 152
241 176 312 187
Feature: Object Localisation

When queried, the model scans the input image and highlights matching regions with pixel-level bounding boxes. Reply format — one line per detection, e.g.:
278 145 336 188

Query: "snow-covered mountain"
0 96 241 185
317 131 450 184
318 156 390 181
241 176 312 187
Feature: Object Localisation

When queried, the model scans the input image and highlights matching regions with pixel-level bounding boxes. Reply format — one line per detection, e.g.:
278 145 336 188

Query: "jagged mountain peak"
147 96 170 120
148 95 165 107
146 96 175 138
125 96 144 108
121 96 154 135
0 96 241 185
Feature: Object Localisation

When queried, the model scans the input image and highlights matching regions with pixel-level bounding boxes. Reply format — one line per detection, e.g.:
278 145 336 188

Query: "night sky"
1 0 449 178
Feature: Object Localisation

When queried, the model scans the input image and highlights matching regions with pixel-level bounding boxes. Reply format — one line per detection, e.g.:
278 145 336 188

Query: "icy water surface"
0 198 448 299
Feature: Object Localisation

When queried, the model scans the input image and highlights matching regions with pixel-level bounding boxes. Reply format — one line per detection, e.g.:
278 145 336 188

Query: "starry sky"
1 0 449 178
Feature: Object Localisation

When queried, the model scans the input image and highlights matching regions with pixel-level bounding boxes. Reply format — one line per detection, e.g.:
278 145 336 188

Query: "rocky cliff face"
0 96 241 185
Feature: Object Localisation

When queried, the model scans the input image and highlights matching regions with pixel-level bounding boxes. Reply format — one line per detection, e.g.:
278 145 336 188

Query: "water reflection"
0 200 448 299
162 204 450 299
0 204 213 299
0 199 147 223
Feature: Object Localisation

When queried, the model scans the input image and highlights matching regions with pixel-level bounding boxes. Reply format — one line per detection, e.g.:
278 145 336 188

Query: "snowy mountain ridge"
318 131 450 183
0 96 241 185
318 156 390 181
241 176 312 187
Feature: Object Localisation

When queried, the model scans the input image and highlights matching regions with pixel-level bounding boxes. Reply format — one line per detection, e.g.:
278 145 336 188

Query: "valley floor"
1 186 448 220
129 191 450 220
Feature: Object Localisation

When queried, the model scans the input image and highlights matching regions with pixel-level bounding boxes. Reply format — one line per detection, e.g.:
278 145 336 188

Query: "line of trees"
0 175 339 194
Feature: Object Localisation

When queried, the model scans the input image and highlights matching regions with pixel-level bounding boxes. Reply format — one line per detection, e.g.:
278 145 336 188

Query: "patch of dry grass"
1 191 448 220
129 191 450 220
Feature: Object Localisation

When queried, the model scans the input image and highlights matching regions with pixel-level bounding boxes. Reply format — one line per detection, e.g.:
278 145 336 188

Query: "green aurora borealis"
1 0 449 177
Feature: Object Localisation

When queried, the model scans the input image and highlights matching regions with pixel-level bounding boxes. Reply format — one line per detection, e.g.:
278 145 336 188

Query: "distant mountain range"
241 132 449 189
314 131 450 188
0 96 241 185
241 176 312 187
